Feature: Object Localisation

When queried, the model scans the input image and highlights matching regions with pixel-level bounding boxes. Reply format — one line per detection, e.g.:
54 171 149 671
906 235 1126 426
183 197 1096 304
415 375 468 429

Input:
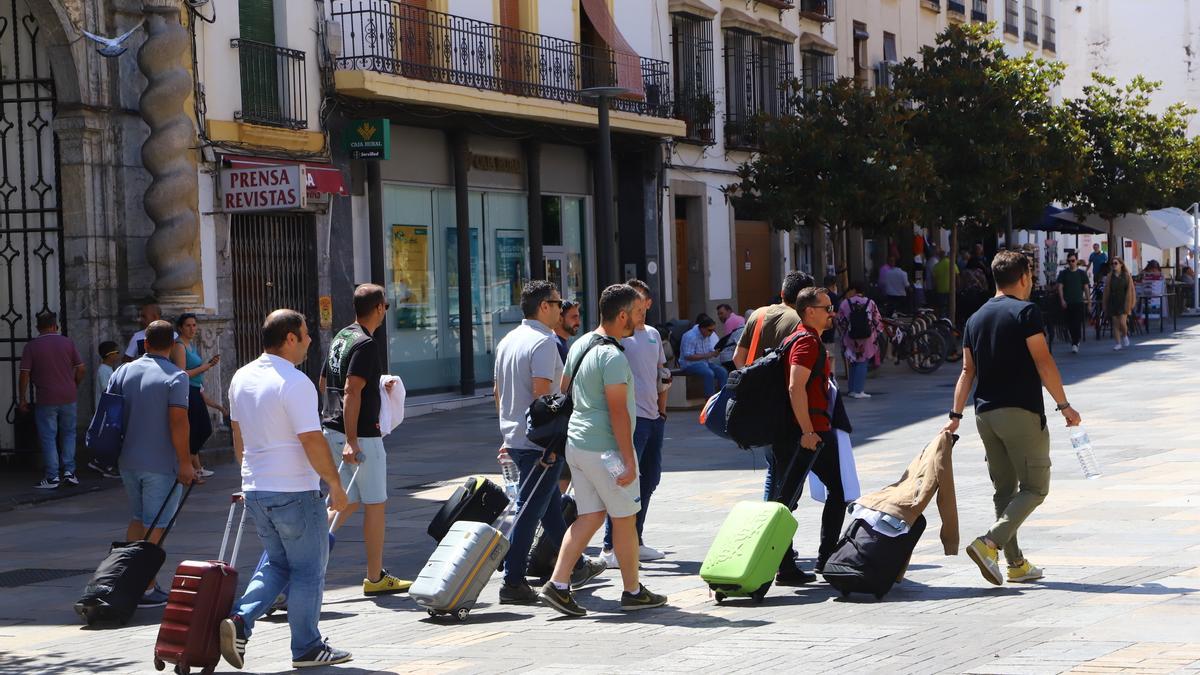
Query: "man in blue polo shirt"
108 320 193 608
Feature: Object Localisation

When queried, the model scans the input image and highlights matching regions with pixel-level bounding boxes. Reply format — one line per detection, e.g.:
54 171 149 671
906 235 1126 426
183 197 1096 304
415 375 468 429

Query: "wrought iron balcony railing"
232 38 308 130
798 0 834 22
948 1 966 15
330 1 672 119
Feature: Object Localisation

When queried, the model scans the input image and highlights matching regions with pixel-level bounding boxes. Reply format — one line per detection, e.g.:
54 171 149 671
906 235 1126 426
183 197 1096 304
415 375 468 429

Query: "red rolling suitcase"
153 494 247 675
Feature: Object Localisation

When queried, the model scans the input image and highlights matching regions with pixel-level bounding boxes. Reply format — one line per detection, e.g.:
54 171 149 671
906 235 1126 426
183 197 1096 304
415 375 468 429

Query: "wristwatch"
1055 401 1072 411
948 411 964 420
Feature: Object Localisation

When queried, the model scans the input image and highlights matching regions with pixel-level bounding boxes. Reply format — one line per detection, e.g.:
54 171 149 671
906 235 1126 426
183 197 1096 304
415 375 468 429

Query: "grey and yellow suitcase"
410 464 549 621
409 520 510 621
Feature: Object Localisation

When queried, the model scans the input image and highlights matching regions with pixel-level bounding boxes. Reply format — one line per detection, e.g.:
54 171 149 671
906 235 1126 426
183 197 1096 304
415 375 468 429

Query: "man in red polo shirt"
775 286 847 576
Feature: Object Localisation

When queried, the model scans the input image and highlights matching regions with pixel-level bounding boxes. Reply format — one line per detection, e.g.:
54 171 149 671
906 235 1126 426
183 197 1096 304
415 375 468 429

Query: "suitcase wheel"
173 665 189 675
426 609 439 618
153 658 165 671
714 592 726 605
873 593 885 600
840 590 850 599
751 582 771 604
454 607 470 622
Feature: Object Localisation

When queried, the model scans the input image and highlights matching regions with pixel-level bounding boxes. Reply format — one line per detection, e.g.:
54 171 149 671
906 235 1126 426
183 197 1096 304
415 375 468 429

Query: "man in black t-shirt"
945 251 1082 588
320 284 409 596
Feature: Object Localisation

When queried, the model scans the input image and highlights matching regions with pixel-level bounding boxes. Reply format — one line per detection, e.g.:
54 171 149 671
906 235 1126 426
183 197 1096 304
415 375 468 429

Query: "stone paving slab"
0 320 1198 674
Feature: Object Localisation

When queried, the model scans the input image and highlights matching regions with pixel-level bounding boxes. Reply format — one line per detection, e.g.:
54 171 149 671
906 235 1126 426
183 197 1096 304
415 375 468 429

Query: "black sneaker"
499 581 540 605
219 616 248 670
137 585 168 609
62 472 80 486
33 477 59 490
775 565 817 586
87 459 120 477
620 584 667 611
538 581 586 617
292 638 352 668
569 557 607 589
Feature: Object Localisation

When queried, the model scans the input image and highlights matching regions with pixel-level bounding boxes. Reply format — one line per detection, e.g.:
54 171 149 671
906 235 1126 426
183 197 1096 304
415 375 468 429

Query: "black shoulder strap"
565 335 620 395
801 332 831 420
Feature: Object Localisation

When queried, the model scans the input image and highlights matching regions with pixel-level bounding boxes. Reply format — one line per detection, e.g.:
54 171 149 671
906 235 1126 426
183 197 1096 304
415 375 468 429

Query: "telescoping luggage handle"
218 494 249 568
329 459 363 532
143 480 196 548
502 460 553 538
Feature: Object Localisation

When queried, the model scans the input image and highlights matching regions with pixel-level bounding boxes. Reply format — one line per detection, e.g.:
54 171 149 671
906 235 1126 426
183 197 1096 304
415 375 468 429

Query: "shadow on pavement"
0 652 138 674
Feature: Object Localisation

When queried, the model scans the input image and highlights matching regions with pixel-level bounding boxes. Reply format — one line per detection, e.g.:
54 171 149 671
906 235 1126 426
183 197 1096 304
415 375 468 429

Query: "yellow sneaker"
363 569 412 596
1007 559 1044 583
965 537 1004 585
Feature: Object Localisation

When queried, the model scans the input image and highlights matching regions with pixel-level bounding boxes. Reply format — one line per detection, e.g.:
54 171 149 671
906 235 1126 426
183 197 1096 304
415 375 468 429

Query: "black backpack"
526 334 621 456
724 331 827 449
848 300 872 340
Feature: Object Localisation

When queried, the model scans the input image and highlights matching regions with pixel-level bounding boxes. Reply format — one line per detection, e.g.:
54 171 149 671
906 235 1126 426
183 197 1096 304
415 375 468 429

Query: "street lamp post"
581 86 629 288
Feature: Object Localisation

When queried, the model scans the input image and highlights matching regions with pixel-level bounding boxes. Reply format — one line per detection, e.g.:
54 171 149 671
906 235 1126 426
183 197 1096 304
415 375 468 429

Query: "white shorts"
566 443 641 519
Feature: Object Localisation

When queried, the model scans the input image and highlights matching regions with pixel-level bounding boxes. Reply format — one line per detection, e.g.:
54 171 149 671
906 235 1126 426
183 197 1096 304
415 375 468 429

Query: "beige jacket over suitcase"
855 431 959 554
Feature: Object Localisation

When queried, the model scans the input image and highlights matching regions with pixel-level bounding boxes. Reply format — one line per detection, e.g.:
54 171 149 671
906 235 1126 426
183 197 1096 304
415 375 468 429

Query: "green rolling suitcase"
699 501 798 604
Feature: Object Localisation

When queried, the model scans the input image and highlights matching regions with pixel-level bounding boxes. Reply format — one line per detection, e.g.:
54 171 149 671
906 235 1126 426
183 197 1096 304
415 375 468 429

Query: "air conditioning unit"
876 60 897 89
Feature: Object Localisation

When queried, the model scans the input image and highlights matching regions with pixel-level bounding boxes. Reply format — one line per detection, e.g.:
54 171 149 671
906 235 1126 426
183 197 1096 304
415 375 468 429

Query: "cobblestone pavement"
2 321 1198 675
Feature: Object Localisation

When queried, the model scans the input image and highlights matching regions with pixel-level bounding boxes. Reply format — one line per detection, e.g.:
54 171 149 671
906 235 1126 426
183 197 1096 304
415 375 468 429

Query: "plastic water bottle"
600 451 625 481
1069 427 1102 479
497 449 521 501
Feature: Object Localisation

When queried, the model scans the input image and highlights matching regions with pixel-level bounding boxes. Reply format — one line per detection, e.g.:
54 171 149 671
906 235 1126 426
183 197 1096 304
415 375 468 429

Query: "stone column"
139 0 201 305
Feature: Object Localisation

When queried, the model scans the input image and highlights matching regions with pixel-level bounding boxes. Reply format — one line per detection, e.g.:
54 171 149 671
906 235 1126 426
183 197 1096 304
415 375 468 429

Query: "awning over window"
580 0 645 99
798 31 837 55
221 154 349 197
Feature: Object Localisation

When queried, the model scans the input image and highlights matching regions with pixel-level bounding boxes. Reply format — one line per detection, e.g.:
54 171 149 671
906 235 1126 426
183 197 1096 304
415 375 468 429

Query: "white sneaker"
1113 344 1122 351
638 544 665 561
599 548 618 569
1123 336 1130 347
1071 345 1079 354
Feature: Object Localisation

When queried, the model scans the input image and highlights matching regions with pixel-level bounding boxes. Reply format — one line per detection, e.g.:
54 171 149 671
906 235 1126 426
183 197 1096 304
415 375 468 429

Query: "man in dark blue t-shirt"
944 251 1082 588
1087 243 1109 285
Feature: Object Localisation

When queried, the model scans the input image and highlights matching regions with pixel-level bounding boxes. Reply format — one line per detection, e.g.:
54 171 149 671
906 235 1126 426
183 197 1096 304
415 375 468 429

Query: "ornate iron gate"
230 213 322 379
0 0 65 453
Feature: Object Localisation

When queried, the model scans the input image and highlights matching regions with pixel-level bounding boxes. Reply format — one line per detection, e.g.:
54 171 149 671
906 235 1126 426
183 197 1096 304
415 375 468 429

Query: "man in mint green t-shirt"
539 284 667 618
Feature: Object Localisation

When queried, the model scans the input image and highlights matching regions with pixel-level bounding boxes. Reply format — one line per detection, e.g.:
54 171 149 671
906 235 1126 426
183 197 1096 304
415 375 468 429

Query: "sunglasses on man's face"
809 304 835 313
545 299 564 308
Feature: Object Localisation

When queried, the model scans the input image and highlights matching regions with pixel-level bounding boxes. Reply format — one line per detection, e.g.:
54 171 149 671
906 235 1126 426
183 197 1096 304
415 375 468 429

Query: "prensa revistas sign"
221 165 307 212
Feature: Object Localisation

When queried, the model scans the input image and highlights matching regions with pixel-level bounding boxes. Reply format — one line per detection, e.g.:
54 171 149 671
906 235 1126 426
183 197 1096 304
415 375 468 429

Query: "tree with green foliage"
728 77 934 282
892 22 1084 323
1067 74 1195 252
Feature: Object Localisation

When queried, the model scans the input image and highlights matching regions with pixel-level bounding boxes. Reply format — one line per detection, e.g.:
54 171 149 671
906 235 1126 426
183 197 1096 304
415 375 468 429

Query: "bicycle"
880 316 947 374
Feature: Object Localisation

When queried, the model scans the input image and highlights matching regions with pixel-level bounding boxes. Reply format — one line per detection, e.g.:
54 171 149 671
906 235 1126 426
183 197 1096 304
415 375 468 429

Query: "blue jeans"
234 490 328 660
502 447 582 585
603 416 665 549
848 361 868 395
678 361 728 398
34 402 76 480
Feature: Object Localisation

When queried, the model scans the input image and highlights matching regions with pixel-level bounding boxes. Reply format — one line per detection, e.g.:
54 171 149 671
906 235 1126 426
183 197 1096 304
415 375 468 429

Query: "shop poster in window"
494 229 526 321
390 225 429 329
445 227 482 325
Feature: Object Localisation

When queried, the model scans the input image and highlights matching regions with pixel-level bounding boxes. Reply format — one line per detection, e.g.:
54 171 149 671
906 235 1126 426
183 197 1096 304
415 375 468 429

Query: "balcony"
798 0 834 23
231 39 308 130
971 0 988 21
329 1 680 136
1043 15 1056 51
921 0 942 11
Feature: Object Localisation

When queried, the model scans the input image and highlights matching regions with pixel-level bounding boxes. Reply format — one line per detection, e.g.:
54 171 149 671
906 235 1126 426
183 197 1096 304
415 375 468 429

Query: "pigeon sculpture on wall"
81 19 144 57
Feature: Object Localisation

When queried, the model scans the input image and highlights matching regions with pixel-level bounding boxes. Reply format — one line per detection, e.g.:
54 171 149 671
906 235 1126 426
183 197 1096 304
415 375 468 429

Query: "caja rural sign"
220 165 307 212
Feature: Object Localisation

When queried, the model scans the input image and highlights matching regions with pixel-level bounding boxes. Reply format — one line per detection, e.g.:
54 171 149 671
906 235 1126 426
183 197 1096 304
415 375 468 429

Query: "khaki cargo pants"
977 407 1051 565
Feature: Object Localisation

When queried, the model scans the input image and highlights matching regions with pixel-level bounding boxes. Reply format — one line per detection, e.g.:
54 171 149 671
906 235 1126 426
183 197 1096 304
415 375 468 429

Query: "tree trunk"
1005 207 1014 252
813 221 827 281
949 222 959 325
1108 219 1117 263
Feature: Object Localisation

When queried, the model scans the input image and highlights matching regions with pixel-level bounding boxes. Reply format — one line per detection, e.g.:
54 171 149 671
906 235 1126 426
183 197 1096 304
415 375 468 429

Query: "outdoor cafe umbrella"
1025 206 1104 235
1051 208 1196 250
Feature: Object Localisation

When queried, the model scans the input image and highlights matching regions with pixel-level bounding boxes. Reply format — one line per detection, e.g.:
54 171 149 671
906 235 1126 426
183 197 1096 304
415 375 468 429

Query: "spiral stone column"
139 0 201 304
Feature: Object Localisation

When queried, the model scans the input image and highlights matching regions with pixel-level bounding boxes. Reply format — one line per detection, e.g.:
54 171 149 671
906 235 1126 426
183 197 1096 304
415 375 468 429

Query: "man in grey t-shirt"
600 279 668 566
107 320 193 608
493 281 602 604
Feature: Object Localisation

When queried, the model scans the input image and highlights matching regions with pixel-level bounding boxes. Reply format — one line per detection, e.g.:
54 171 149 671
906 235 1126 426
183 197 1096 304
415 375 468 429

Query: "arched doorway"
0 0 65 454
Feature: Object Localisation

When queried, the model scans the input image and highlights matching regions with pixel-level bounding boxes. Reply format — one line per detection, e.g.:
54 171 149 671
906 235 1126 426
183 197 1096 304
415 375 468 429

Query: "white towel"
808 386 862 504
378 375 406 436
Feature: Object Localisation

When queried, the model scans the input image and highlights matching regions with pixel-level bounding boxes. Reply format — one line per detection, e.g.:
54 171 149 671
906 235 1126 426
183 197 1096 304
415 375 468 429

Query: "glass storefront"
383 184 588 393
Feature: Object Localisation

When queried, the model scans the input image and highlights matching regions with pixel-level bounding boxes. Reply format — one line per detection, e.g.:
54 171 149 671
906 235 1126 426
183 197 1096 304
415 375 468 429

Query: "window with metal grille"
1004 0 1019 35
723 30 793 149
1024 0 1039 44
883 31 897 62
671 13 716 142
800 50 834 94
1042 0 1055 50
972 0 988 21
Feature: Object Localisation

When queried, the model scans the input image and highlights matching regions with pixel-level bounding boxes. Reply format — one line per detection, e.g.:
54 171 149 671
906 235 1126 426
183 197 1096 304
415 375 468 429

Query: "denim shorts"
323 429 388 505
122 469 181 528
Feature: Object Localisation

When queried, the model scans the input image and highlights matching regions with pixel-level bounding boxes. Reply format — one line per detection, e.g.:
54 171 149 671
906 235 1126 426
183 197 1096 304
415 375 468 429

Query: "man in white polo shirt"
220 310 351 671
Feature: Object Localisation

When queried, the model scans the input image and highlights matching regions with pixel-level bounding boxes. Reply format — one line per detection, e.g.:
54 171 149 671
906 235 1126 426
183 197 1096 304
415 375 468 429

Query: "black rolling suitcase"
427 475 509 542
821 514 927 600
74 482 194 626
525 494 577 580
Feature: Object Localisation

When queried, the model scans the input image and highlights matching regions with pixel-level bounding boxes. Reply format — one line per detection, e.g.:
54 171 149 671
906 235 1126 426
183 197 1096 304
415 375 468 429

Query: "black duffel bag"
75 481 194 626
